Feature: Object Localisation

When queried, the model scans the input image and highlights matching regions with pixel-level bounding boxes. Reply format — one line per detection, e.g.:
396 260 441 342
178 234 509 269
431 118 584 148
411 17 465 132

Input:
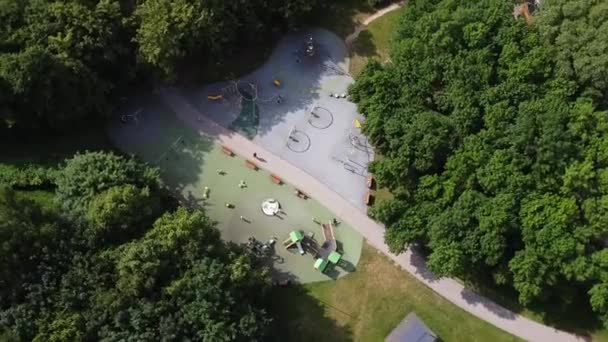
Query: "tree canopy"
536 0 608 104
350 0 608 327
0 152 272 340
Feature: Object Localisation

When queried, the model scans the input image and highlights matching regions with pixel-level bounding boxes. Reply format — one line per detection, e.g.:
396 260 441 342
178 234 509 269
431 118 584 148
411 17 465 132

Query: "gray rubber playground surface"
107 100 363 283
185 28 373 211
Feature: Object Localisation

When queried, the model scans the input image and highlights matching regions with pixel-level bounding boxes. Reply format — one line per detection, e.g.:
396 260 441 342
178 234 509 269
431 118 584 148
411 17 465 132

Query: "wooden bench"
366 174 374 189
364 192 374 206
221 146 234 156
270 174 282 184
294 189 308 200
245 160 258 170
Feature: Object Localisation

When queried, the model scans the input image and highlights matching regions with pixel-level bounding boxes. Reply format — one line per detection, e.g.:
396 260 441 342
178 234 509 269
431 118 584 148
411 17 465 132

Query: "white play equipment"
261 198 280 216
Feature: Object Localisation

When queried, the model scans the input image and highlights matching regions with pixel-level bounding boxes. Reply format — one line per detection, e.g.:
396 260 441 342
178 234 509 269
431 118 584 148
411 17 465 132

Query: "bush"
0 164 56 189
55 151 160 218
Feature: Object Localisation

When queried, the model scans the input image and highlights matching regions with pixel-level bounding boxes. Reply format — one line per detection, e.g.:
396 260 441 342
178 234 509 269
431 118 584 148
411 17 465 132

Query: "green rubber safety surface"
108 99 362 283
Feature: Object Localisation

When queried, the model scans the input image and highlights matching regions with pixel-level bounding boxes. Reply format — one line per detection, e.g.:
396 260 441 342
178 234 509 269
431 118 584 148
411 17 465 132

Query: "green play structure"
314 250 342 274
283 230 305 255
328 250 342 264
314 258 329 272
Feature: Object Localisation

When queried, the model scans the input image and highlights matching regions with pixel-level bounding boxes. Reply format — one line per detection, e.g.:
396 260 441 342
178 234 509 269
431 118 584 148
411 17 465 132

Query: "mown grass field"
349 8 402 76
270 244 520 341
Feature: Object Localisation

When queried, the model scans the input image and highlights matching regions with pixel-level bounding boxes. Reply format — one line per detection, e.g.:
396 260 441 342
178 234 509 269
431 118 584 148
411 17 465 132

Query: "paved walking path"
160 88 584 342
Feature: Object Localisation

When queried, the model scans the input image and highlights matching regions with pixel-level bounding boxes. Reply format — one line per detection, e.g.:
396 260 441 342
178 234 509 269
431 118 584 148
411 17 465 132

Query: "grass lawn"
270 243 520 342
309 0 375 39
350 8 401 76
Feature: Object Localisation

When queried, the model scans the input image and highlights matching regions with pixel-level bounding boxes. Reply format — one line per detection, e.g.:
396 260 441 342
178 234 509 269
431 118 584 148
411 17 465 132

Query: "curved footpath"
159 88 585 342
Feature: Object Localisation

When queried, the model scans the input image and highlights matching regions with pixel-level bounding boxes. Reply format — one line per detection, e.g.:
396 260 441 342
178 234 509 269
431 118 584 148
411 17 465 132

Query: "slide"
321 223 337 251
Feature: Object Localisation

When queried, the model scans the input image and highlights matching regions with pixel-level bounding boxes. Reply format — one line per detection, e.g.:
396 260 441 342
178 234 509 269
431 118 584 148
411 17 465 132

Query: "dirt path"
345 1 405 47
159 87 584 342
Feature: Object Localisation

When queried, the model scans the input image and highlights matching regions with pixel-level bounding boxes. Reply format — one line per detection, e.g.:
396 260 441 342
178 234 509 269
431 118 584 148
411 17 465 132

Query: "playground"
108 101 363 283
185 28 373 211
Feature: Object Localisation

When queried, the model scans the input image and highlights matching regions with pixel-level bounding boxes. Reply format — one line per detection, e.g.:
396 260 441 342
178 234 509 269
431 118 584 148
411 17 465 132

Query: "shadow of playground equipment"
268 283 354 342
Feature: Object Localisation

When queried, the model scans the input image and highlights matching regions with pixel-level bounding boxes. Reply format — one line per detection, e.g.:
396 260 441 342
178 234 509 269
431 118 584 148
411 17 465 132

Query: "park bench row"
223 145 375 206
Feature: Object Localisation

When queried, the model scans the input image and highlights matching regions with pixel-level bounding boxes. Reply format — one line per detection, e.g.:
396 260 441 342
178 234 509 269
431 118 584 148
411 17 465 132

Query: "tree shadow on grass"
527 297 599 341
267 283 354 342
308 0 374 38
406 244 599 339
461 274 600 340
351 30 378 58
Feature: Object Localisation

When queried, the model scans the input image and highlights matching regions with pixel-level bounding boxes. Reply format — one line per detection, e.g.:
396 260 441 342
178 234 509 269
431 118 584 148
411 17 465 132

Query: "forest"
350 0 608 327
0 152 273 340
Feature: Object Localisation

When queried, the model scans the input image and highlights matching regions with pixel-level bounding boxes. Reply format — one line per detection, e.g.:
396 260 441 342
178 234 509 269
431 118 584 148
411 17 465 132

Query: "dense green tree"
351 0 608 327
55 151 160 218
1 153 272 340
33 313 85 342
134 0 213 78
0 0 131 129
115 208 221 296
537 0 608 102
0 187 67 305
86 184 161 245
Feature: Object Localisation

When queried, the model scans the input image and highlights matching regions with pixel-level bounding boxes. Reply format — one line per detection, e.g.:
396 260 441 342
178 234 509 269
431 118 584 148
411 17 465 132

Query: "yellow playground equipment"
354 119 362 129
273 79 281 87
207 94 223 101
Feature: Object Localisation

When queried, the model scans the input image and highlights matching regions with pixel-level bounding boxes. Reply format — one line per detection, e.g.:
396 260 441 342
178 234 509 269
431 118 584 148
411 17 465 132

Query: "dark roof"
385 313 437 342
